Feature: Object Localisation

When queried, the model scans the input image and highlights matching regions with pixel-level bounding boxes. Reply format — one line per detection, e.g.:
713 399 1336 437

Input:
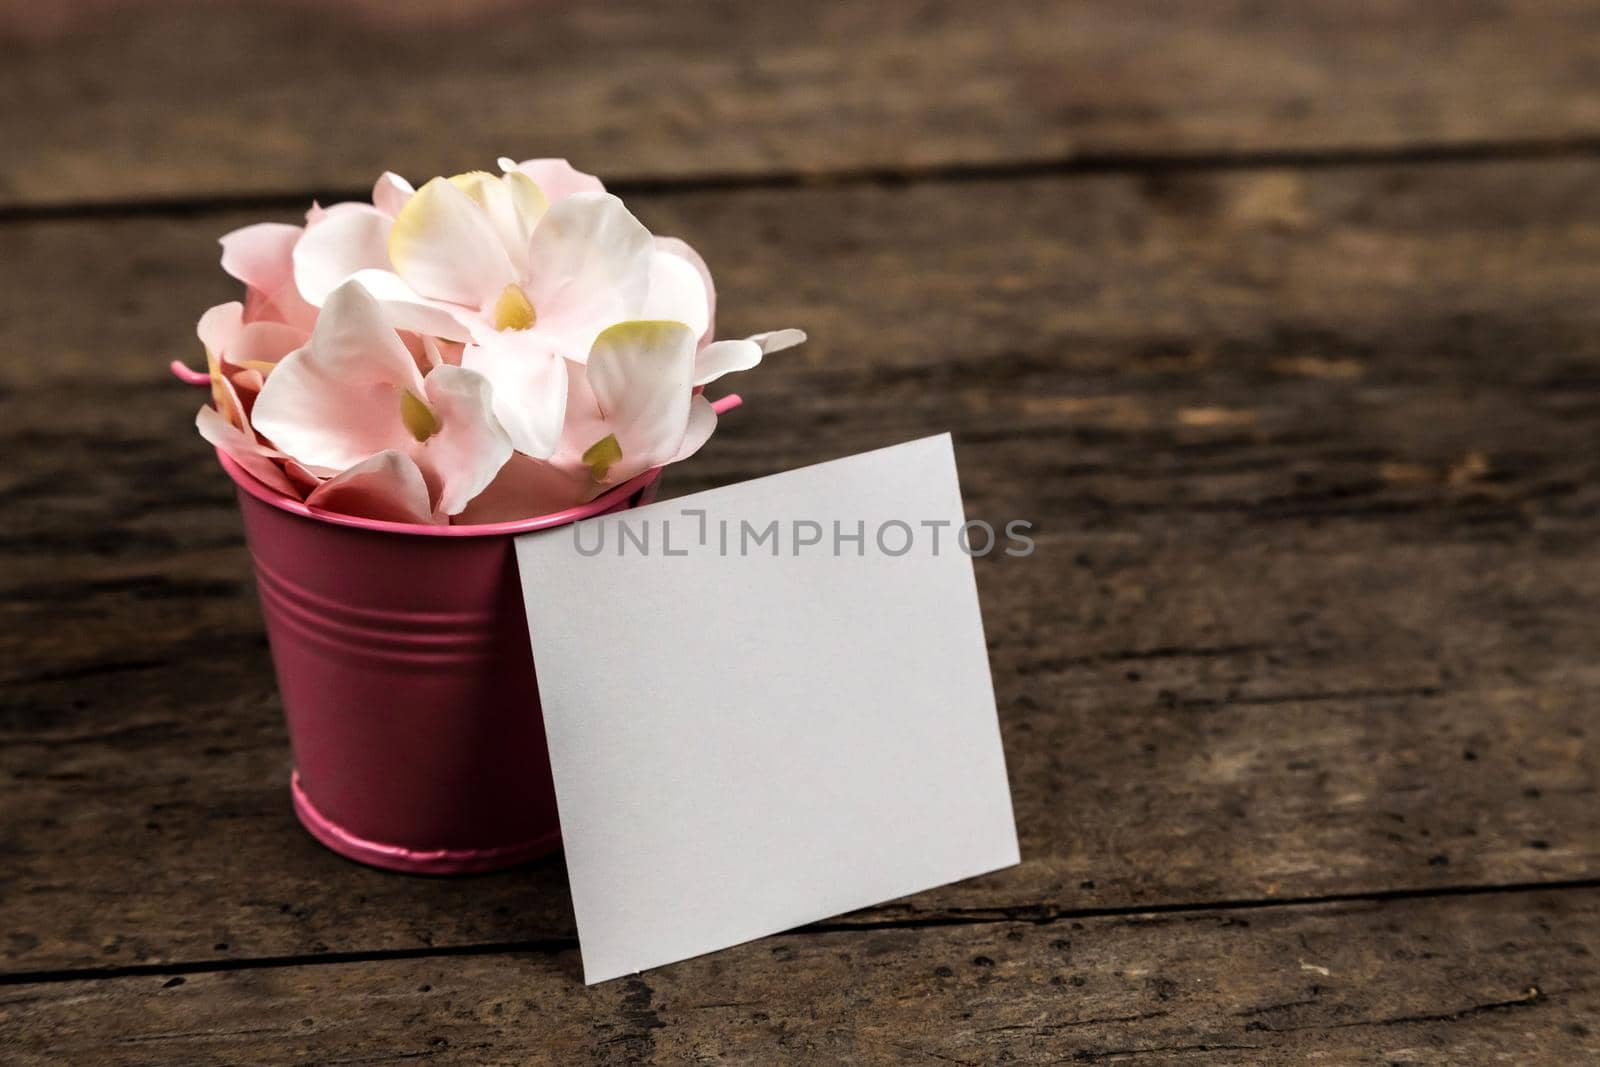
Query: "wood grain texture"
4 890 1597 1064
5 0 1600 209
3 160 1598 977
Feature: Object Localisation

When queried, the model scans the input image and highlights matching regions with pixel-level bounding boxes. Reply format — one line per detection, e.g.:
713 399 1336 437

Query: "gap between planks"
2 876 1596 989
5 135 1600 226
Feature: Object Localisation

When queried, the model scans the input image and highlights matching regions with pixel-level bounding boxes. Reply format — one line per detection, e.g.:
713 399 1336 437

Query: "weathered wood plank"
3 160 1600 974
5 1 1600 209
4 890 1596 1064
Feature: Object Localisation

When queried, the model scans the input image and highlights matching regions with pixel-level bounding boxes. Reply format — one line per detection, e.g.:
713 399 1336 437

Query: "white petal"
371 171 415 217
415 365 514 516
460 336 570 459
504 172 548 254
449 171 547 274
387 176 519 308
671 394 719 462
584 320 697 478
344 268 475 341
251 282 422 470
292 203 395 306
642 248 711 342
196 405 297 497
690 327 803 385
306 450 440 525
525 192 653 359
692 339 762 386
748 328 807 355
655 236 716 346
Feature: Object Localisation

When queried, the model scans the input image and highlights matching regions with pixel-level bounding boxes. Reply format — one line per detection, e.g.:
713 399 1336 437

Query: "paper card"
514 434 1019 983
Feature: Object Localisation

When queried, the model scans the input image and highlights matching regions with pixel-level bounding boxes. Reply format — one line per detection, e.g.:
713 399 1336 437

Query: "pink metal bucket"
176 352 739 875
217 449 665 874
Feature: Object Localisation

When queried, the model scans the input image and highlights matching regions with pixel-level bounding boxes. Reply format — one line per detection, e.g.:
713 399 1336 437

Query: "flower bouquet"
179 158 803 872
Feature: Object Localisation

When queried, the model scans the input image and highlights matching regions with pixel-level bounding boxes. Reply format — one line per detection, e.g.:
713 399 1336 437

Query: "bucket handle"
170 359 743 414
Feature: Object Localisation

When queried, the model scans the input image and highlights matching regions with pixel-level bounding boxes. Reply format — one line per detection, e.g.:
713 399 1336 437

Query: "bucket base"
290 772 561 875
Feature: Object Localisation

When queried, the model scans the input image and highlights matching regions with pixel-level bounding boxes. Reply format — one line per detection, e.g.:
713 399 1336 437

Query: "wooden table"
4 3 1599 1062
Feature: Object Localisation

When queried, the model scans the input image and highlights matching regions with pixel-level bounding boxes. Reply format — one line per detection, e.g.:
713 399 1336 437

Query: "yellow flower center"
400 389 439 443
493 284 537 331
582 434 623 481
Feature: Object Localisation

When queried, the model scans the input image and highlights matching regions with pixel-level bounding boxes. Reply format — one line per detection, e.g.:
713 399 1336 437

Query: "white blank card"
515 434 1019 983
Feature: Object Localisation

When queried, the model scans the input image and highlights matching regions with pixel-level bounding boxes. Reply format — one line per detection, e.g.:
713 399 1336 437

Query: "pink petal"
499 157 606 202
419 335 445 369
220 223 300 296
460 335 569 459
400 331 444 373
227 320 308 371
452 452 591 523
209 353 253 431
197 300 245 355
306 450 440 525
196 405 297 497
414 364 514 516
292 202 396 306
196 302 246 421
284 459 326 495
247 278 321 332
229 367 266 409
371 171 415 217
219 223 317 330
251 282 423 471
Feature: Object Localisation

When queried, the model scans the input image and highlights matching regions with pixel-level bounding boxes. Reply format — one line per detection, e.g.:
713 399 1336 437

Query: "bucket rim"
216 448 661 538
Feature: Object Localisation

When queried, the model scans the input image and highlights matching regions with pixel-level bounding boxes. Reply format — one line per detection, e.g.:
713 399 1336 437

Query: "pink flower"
291 161 712 459
458 320 717 522
220 171 415 334
498 158 718 349
193 157 809 525
192 301 309 497
250 281 512 523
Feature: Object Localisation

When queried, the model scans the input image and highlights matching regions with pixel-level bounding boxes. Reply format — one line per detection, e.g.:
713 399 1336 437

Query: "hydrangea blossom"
188 158 805 524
